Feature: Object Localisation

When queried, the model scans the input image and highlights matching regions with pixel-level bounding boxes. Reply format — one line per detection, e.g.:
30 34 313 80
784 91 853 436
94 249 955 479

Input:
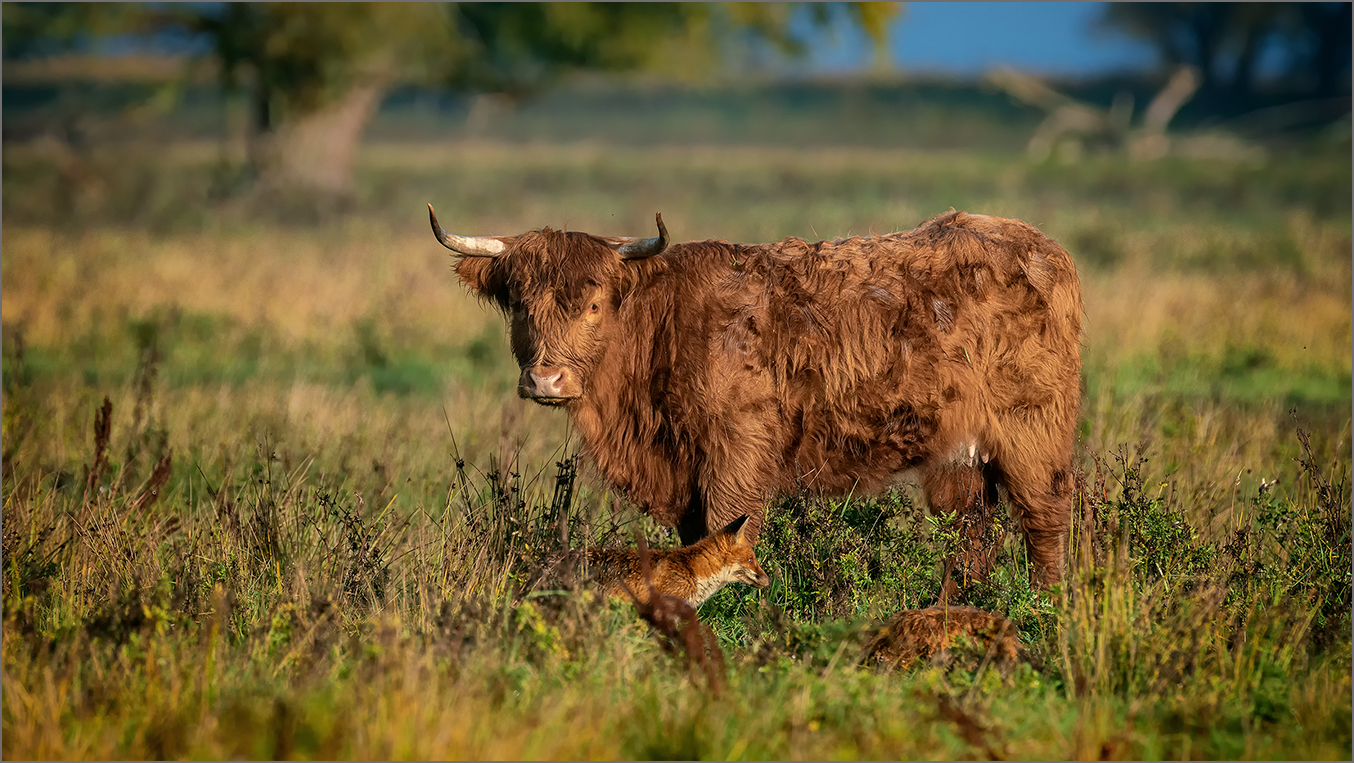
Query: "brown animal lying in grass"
862 606 1030 670
538 515 770 607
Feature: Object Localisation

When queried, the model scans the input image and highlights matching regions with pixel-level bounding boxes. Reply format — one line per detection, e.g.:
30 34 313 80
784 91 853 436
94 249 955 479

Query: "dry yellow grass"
1 225 491 349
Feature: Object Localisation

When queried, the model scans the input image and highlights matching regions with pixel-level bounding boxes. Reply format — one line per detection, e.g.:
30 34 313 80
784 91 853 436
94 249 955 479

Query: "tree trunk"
1189 13 1220 93
251 79 387 198
1230 23 1263 96
1311 3 1353 98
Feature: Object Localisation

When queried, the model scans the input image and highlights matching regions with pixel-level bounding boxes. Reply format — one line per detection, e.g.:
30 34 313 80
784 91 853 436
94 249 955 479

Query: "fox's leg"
921 461 1002 602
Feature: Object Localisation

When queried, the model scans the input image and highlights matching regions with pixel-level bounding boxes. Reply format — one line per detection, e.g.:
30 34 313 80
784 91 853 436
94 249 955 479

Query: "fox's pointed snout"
748 566 770 588
732 554 769 588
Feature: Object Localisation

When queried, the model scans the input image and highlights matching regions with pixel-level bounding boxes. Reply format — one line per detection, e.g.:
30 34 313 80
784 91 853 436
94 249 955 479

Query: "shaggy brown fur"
536 516 769 607
862 606 1024 670
446 209 1083 586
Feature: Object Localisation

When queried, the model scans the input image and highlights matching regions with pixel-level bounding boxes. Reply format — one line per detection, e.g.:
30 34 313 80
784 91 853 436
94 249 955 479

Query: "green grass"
3 90 1351 758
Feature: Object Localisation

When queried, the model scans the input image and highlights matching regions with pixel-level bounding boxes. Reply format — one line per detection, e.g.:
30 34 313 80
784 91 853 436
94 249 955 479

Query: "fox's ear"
721 514 751 543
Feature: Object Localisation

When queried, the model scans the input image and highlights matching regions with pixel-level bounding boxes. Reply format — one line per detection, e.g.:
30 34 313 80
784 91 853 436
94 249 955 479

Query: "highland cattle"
429 205 1082 586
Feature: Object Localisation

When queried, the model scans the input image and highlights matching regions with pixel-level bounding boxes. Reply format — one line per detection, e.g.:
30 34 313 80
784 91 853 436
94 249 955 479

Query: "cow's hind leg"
921 462 1001 602
997 452 1073 587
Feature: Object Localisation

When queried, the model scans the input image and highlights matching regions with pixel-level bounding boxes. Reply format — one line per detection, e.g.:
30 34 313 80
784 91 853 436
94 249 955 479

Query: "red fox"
539 515 770 607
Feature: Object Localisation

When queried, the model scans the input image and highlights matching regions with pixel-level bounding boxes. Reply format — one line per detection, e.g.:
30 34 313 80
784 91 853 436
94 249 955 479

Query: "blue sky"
804 2 1159 76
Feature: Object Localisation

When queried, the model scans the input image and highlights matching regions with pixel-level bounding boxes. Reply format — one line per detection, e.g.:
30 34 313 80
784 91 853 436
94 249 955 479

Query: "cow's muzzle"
518 365 581 404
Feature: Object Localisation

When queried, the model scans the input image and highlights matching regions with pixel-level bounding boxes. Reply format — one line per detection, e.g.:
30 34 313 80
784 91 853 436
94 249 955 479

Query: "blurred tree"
446 3 903 105
180 3 456 197
1288 2 1353 98
1101 3 1351 99
3 2 899 200
1 3 142 59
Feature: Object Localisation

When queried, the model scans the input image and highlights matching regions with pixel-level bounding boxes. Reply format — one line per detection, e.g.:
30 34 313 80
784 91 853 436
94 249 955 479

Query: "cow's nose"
531 369 563 394
521 365 573 399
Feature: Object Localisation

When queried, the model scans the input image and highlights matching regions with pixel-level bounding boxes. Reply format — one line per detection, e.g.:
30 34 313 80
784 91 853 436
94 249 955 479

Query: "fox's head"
712 515 770 589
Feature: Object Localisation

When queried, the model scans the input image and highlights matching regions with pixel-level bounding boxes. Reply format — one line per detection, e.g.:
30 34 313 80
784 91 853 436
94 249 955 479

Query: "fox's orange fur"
540 515 769 607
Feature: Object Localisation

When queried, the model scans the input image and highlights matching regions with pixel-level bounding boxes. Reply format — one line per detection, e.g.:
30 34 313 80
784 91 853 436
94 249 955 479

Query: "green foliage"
4 2 898 196
1097 449 1217 584
1 2 143 60
192 3 456 110
452 3 697 92
4 400 1350 757
755 489 937 621
1231 428 1353 647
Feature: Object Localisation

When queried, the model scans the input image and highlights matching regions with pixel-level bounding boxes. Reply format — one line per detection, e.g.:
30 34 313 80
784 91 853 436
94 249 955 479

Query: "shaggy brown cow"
429 205 1082 586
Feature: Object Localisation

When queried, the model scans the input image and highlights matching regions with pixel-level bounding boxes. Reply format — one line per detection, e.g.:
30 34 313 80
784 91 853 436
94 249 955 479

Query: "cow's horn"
617 213 669 260
427 204 506 257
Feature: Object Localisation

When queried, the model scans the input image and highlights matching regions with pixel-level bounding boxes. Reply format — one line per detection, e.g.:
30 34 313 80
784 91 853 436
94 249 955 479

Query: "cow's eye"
589 303 600 313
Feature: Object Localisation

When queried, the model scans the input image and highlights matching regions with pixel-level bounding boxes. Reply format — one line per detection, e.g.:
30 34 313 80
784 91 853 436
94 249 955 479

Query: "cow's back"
717 210 1082 494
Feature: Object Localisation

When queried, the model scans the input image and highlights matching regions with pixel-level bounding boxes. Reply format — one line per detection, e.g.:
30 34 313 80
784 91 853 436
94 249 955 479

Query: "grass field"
3 87 1352 758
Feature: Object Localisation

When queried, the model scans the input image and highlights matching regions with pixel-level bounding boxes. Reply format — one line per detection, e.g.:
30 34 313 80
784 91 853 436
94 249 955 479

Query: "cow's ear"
455 256 510 308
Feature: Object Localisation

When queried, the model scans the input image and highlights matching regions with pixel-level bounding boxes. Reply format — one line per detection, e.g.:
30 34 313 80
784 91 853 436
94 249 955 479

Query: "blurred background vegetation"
3 2 897 199
2 2 1348 205
2 2 1350 759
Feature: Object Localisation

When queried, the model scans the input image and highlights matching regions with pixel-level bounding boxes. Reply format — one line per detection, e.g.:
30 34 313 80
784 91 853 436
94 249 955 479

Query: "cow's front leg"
921 461 1002 603
689 418 779 545
680 481 775 547
676 494 710 546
